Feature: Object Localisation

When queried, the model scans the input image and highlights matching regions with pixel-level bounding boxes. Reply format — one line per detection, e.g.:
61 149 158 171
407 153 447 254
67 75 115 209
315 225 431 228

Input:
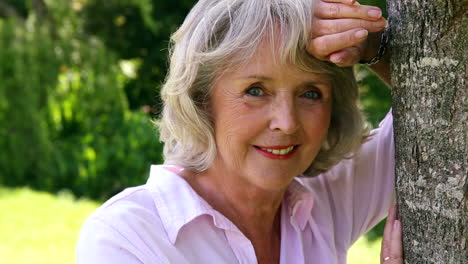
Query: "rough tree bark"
387 0 467 263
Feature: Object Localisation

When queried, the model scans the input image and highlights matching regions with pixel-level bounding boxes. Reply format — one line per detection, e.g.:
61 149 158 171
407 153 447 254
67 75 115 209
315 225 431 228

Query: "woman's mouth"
253 145 299 160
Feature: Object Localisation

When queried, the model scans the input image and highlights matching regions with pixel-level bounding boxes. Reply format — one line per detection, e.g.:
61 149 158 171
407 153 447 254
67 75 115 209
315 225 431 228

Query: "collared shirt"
76 112 395 264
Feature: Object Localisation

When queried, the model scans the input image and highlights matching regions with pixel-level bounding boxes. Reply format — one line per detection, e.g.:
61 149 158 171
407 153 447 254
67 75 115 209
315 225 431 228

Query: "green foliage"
359 0 388 18
81 0 197 111
0 19 57 188
355 65 392 128
1 0 29 18
50 109 163 199
0 2 163 200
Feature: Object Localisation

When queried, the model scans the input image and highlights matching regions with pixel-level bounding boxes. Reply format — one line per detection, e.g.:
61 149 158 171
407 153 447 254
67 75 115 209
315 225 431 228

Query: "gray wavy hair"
158 0 367 176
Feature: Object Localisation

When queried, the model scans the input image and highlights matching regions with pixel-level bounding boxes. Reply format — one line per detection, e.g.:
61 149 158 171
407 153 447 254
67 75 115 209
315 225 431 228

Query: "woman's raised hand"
308 0 387 66
380 204 404 264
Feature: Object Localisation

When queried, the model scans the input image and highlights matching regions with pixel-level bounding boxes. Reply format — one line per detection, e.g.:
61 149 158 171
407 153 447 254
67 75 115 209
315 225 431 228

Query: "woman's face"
210 47 332 191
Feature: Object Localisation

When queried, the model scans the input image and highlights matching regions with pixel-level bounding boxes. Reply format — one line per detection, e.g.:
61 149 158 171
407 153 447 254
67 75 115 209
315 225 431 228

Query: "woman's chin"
244 166 299 191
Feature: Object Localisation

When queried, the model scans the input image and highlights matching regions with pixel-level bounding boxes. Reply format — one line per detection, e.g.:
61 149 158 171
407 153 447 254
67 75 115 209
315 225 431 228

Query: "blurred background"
0 0 390 263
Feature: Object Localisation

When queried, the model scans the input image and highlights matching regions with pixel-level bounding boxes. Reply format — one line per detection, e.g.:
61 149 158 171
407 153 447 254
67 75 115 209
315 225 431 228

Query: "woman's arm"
308 2 399 262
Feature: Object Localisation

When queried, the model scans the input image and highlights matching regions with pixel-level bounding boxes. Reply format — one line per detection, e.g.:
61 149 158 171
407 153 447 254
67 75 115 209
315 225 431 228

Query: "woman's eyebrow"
237 74 331 85
239 75 273 81
303 79 331 86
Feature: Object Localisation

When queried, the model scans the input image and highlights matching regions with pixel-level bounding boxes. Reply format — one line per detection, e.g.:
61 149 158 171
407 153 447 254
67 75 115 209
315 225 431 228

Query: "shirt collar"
146 165 238 244
284 177 315 231
146 165 315 243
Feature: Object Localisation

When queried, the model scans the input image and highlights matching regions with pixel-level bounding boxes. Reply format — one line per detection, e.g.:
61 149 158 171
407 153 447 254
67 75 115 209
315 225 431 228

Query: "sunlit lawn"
0 187 98 264
348 236 382 263
0 187 381 264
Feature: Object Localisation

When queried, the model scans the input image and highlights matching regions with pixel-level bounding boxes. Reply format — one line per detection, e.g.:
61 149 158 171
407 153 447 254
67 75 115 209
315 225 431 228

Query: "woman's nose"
268 98 300 134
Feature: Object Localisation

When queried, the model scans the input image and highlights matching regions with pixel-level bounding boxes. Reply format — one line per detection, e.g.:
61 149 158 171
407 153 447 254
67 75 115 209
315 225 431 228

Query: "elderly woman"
77 0 402 263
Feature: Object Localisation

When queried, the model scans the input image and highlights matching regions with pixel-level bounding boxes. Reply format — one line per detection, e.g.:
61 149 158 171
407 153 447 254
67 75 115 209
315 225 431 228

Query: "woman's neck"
179 166 285 262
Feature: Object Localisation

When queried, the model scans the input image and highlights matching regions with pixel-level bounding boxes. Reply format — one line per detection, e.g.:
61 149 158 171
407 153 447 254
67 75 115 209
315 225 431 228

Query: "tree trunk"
387 0 467 263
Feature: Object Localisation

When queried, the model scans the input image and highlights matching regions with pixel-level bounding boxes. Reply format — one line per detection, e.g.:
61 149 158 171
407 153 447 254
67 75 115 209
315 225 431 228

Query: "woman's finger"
315 2 382 20
384 204 397 239
329 46 361 66
308 28 367 59
381 205 396 262
381 220 404 264
329 47 361 66
381 204 397 259
389 220 403 263
381 204 403 264
312 17 387 37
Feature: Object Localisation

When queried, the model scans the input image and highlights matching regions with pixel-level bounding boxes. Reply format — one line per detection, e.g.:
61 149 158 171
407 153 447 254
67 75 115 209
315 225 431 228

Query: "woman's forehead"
232 35 329 73
226 49 330 82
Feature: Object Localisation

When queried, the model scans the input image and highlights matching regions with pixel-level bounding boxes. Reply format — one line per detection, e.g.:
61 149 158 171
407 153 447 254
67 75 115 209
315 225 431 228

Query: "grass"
0 187 99 264
0 187 382 264
348 236 382 263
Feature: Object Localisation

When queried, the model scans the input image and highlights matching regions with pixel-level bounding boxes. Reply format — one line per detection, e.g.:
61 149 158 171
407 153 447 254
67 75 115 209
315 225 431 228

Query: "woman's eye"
303 90 322 100
245 86 264 97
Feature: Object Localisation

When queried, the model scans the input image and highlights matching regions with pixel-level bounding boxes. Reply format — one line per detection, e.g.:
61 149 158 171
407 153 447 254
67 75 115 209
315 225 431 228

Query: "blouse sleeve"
304 111 395 250
346 111 396 244
76 217 146 264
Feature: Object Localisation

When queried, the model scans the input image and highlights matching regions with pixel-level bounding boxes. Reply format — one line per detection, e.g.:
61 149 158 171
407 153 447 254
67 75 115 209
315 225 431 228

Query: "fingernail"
368 9 382 18
394 220 401 229
380 19 388 27
355 29 368 39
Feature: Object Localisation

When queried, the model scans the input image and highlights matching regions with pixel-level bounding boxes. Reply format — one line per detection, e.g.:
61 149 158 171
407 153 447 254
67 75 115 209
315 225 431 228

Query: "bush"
0 19 57 188
0 12 163 200
51 109 163 200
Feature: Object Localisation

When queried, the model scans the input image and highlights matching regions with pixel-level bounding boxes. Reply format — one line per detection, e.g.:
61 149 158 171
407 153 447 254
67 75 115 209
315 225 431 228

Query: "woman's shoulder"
78 181 167 247
79 165 183 233
76 165 235 264
87 186 159 226
83 165 186 222
76 166 182 263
